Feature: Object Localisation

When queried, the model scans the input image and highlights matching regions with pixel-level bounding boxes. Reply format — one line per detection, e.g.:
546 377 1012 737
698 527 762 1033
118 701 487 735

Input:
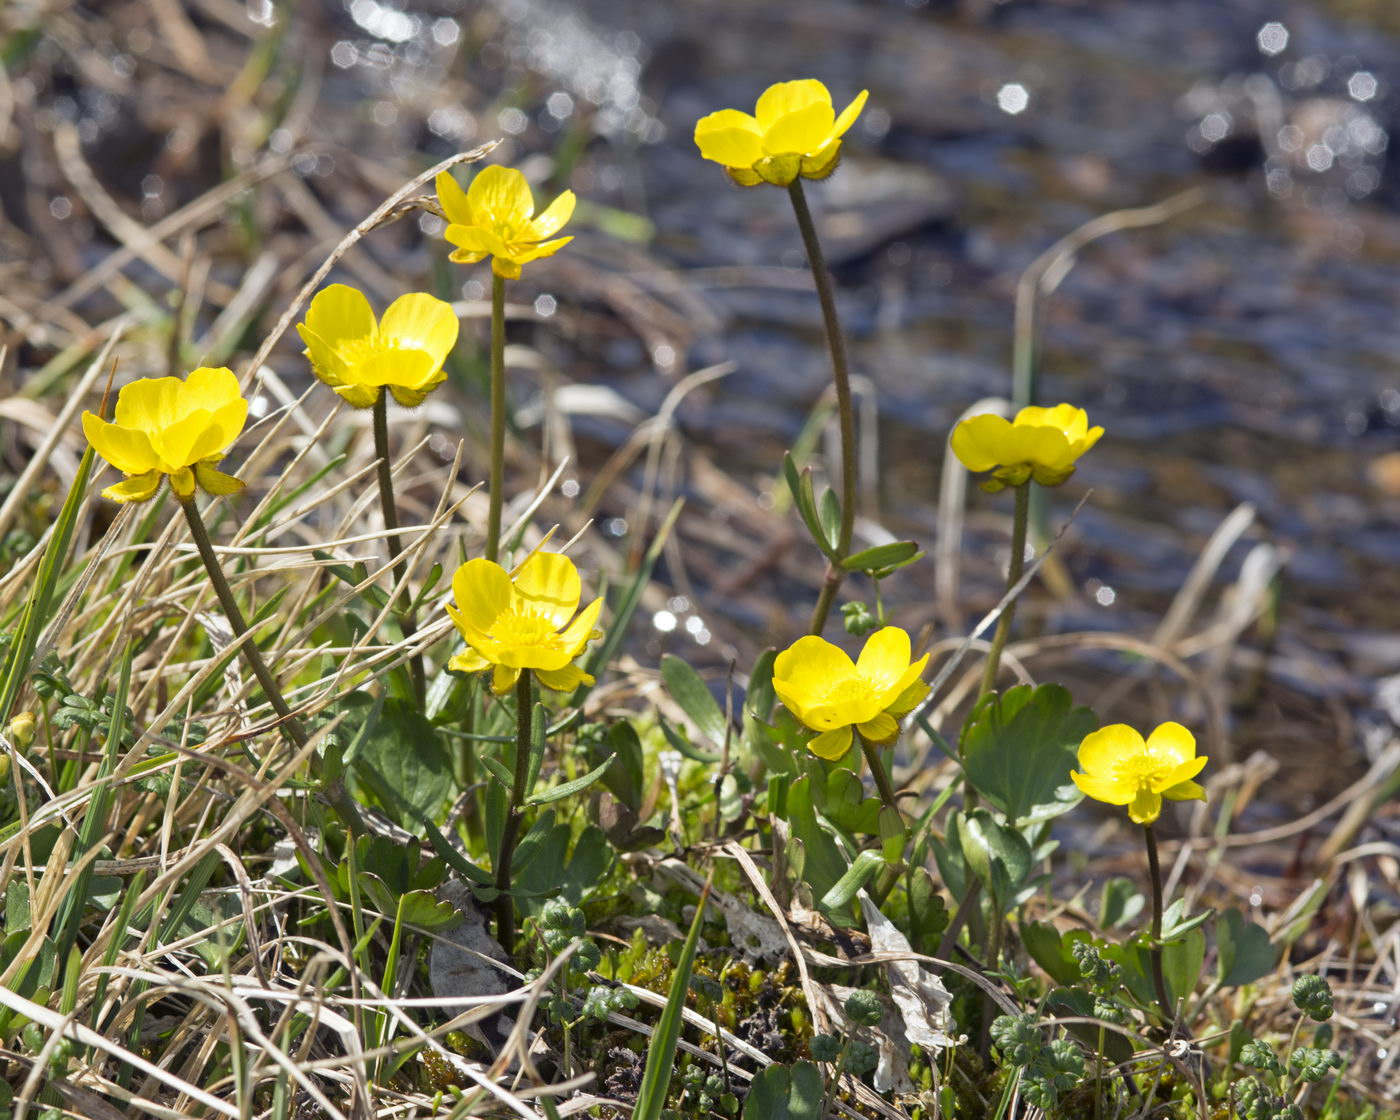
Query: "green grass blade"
632 872 712 1120
0 441 97 723
52 640 132 964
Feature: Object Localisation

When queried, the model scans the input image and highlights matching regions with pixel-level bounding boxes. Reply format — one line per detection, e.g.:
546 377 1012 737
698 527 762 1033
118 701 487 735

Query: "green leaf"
742 1062 824 1120
1020 920 1086 987
1098 877 1145 929
819 850 887 911
746 648 778 724
784 453 838 562
597 721 643 812
1160 899 1214 942
632 877 711 1120
960 684 1096 824
1162 926 1206 1004
350 698 452 831
660 654 730 749
559 826 614 903
905 868 949 955
527 753 615 805
841 540 919 572
817 488 842 553
1216 908 1278 988
658 715 721 764
959 809 1032 902
823 768 882 836
786 775 856 926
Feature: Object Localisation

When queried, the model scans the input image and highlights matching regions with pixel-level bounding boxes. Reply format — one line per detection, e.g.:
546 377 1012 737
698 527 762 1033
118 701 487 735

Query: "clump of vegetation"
0 10 1396 1120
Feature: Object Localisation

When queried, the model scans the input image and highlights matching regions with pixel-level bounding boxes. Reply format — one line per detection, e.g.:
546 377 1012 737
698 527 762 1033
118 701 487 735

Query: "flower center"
1112 753 1175 791
488 609 559 649
822 677 878 708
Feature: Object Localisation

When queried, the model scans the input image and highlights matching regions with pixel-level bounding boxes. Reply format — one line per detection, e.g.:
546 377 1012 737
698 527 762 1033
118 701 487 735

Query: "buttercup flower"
447 551 603 695
436 165 575 279
297 284 458 409
82 367 248 503
694 79 869 187
772 627 928 760
1071 722 1208 826
951 404 1103 491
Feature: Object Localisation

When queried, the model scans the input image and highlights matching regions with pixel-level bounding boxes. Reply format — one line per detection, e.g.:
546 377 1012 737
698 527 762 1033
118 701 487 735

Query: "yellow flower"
447 551 603 695
1071 722 1208 826
772 627 928 760
81 367 248 503
694 79 869 187
297 284 458 409
436 165 575 279
950 403 1104 490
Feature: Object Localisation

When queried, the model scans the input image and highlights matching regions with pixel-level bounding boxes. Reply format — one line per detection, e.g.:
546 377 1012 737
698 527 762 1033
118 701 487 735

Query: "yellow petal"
1010 424 1074 470
206 397 249 451
181 366 242 411
151 410 219 469
304 284 377 348
950 413 1014 473
355 349 437 389
557 596 603 657
444 223 508 256
807 725 853 761
694 109 765 168
1159 754 1208 792
1145 721 1196 766
298 324 351 387
379 292 459 366
755 79 831 128
101 470 162 503
886 677 929 717
526 189 576 240
467 165 534 231
1163 778 1207 803
513 551 582 627
535 663 593 691
856 626 912 692
451 558 514 633
1016 403 1088 441
763 102 836 155
82 413 158 474
1070 769 1132 805
1072 426 1105 460
1077 724 1146 776
1127 787 1162 825
773 635 857 704
491 663 521 696
501 235 573 267
435 169 474 226
772 678 814 724
831 89 868 139
114 377 181 431
857 712 898 743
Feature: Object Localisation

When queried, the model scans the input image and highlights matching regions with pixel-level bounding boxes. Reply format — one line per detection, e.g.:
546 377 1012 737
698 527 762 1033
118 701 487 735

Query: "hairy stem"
493 671 534 955
181 497 364 831
372 393 424 704
1144 823 1176 1027
486 272 507 564
788 180 857 636
978 481 1031 698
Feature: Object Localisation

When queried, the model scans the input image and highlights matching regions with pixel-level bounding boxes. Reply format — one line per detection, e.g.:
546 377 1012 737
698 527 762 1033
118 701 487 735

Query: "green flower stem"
371 393 424 705
859 735 901 819
787 179 857 636
180 497 365 832
485 272 508 564
493 670 534 955
1143 823 1176 1027
978 481 1031 698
